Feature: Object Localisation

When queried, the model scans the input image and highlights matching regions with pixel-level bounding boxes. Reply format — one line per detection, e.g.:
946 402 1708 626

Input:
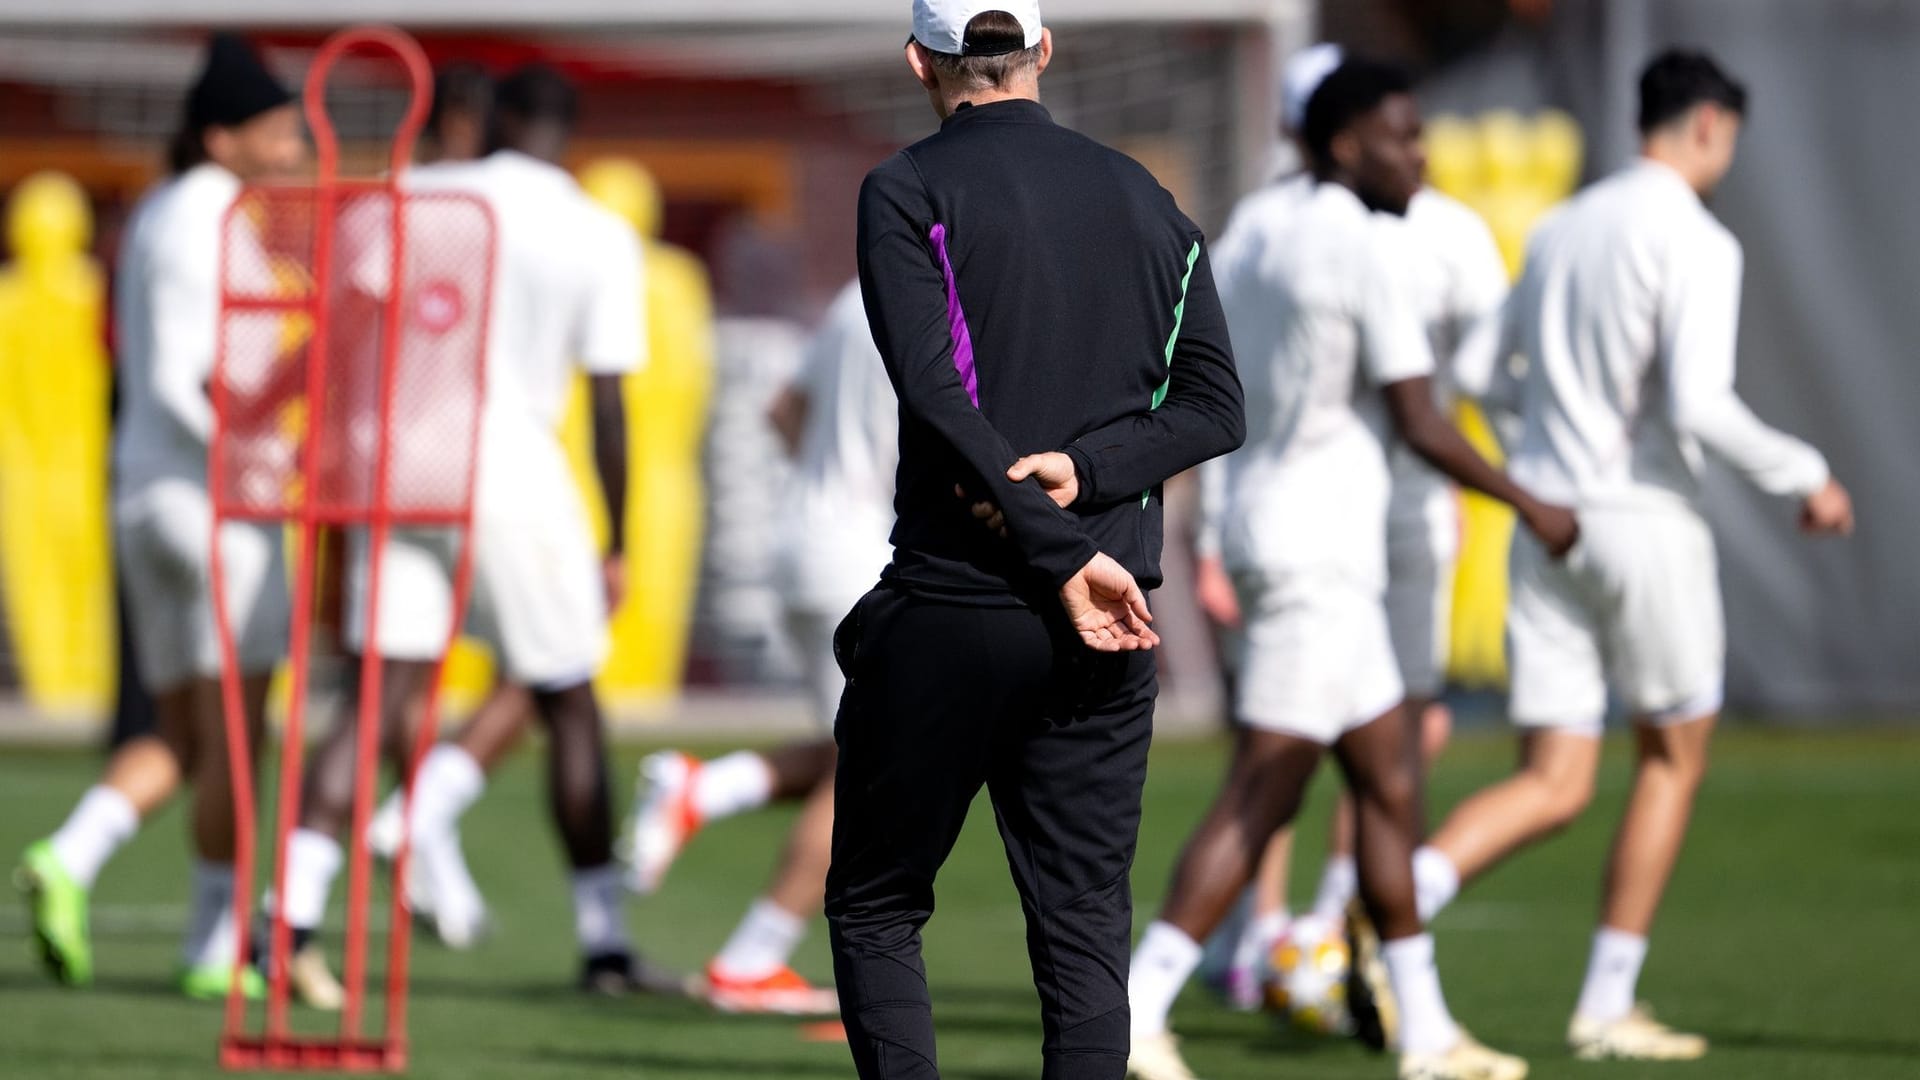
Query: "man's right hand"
1800 477 1855 535
1194 554 1241 630
1061 553 1159 653
1520 499 1581 559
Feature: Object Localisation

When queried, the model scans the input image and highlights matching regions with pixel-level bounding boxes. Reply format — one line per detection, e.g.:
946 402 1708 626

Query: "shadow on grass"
0 969 185 1000
513 1045 855 1077
1703 1027 1920 1060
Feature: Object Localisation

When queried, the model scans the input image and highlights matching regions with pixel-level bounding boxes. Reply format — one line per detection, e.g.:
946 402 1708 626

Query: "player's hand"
1060 553 1160 653
602 554 628 612
957 485 1010 537
1521 500 1580 560
1800 477 1855 535
1007 452 1079 509
1194 554 1242 630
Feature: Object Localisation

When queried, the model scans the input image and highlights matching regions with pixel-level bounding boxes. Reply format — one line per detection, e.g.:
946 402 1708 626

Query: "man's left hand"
959 451 1081 537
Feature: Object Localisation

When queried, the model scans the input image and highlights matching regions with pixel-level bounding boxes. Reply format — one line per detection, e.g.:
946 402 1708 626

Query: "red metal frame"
209 24 494 1073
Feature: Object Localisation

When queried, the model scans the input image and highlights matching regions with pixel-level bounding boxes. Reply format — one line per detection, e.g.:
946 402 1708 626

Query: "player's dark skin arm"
766 384 811 460
590 374 628 557
1384 375 1579 557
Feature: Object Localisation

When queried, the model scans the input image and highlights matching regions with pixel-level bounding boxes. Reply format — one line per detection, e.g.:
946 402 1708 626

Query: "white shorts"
785 606 850 733
1508 504 1725 735
1385 501 1459 699
1232 570 1405 745
344 470 607 691
115 480 288 692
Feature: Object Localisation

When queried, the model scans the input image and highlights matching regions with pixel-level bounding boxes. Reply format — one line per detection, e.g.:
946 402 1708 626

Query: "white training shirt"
1210 178 1436 588
1383 188 1510 527
1459 159 1828 510
775 279 899 614
407 151 646 446
112 163 243 496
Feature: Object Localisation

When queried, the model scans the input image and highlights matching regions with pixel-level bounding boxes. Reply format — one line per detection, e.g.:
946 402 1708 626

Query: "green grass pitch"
2 727 1915 1078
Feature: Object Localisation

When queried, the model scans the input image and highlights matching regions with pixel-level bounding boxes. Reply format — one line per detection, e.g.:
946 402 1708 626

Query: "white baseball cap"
911 1 1044 57
1282 43 1344 133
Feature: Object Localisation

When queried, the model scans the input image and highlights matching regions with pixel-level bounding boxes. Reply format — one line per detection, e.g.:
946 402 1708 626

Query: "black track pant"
825 586 1157 1080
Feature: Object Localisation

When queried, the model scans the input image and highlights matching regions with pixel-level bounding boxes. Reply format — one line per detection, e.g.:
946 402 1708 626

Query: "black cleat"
577 951 696 998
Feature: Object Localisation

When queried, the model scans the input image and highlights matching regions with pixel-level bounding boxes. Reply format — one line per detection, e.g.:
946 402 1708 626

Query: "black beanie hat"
186 33 294 130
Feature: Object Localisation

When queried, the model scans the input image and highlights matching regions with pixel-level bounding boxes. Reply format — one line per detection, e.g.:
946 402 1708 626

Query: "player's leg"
1412 528 1605 924
628 737 834 895
17 688 190 988
271 656 433 1009
1215 824 1293 1011
373 682 531 950
1568 507 1720 1061
1566 712 1714 1061
702 607 845 1011
179 515 288 999
704 608 843 1012
278 527 457 981
175 671 271 1000
826 591 1007 1080
707 771 839 1014
367 682 531 864
1131 579 1346 1079
989 644 1155 1080
627 605 842 895
1333 697 1525 1080
524 676 650 992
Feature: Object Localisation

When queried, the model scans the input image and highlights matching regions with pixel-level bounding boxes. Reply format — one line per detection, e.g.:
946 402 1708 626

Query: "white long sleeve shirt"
112 163 242 496
406 151 645 436
1384 188 1510 530
774 279 898 614
1197 181 1504 558
1210 179 1435 589
1465 159 1828 511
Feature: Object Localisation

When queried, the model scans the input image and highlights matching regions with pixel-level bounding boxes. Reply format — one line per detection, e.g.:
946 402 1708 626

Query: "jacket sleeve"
1661 228 1828 498
1061 236 1246 506
856 156 1099 589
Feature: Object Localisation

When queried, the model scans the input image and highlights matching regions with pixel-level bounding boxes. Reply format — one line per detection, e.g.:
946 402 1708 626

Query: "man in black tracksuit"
824 6 1244 1078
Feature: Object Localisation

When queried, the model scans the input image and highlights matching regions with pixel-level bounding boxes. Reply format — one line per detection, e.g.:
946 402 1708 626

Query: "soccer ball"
1262 913 1353 1036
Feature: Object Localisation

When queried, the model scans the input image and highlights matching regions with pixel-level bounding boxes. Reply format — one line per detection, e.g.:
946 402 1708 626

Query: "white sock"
1232 908 1290 974
282 829 344 931
49 786 139 889
411 745 486 835
368 791 406 852
1382 933 1459 1055
691 751 775 822
712 897 807 980
1310 854 1358 922
181 860 239 968
1573 927 1648 1025
1128 921 1204 1038
1413 846 1460 924
571 864 631 956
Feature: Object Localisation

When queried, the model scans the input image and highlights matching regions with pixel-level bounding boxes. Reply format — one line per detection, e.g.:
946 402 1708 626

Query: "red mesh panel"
212 184 491 526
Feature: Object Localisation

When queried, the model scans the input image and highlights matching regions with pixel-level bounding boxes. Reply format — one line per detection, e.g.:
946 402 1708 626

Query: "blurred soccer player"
1414 49 1854 1062
627 279 890 1015
1125 59 1576 1080
1196 43 1509 1017
356 60 538 952
271 63 657 1004
15 33 302 1000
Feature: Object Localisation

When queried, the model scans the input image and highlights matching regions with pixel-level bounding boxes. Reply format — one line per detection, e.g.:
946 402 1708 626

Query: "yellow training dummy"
576 159 715 710
0 172 112 716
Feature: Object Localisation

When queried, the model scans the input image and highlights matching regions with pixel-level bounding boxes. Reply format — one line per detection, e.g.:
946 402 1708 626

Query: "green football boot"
16 840 92 987
179 961 268 1002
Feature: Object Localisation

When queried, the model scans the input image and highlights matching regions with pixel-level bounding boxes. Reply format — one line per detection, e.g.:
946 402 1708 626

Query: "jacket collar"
940 97 1053 130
